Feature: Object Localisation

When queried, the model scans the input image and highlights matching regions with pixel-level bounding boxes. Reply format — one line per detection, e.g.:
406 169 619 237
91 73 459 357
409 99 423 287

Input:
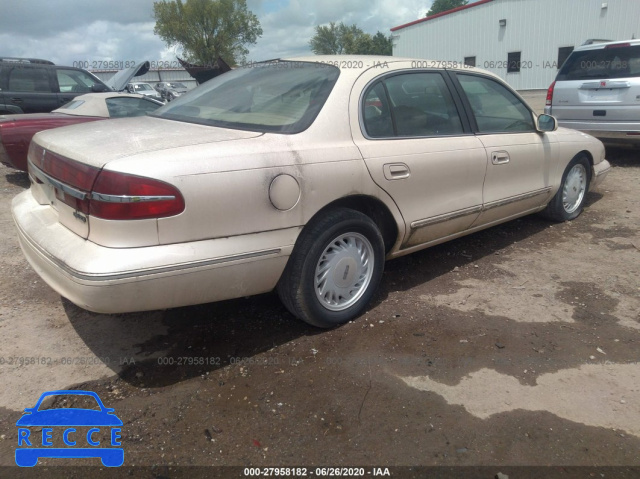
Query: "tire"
277 208 385 328
542 154 591 222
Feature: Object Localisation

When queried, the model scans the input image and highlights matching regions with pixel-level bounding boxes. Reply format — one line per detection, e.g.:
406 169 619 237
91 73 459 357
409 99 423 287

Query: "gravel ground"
0 141 638 477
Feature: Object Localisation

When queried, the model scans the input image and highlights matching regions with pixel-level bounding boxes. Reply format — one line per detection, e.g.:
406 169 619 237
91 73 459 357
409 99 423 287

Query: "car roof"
53 92 150 117
0 57 54 65
278 55 499 79
574 39 640 52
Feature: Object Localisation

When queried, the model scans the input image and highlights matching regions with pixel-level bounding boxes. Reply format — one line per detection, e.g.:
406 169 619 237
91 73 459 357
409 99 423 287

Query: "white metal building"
392 0 640 90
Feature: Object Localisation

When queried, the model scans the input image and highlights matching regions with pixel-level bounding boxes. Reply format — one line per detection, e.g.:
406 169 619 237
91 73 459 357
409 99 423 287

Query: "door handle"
10 98 23 103
491 151 510 165
383 163 411 180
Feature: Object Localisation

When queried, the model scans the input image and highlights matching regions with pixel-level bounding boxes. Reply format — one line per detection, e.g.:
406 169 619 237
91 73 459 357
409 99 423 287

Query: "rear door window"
7 66 51 92
362 72 464 138
106 97 162 117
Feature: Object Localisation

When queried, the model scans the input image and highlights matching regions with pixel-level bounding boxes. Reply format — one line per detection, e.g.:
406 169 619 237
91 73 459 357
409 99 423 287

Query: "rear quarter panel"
95 69 406 248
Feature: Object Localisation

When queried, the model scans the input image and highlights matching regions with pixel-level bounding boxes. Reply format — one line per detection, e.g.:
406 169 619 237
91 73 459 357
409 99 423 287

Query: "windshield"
133 83 153 91
153 61 340 134
557 44 640 80
168 83 187 89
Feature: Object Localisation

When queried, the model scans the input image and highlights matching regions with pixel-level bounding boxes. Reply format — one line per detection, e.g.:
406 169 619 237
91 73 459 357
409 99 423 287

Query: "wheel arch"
577 149 594 166
304 195 400 254
573 150 597 188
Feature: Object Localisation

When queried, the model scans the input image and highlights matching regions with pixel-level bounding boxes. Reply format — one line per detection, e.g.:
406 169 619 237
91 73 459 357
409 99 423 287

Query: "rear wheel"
277 208 385 328
542 154 591 222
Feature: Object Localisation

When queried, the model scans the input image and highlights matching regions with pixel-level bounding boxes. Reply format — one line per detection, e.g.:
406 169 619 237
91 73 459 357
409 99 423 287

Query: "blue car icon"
15 390 123 467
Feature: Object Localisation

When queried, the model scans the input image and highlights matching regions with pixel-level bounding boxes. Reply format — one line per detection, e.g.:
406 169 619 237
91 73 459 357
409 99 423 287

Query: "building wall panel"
393 0 640 90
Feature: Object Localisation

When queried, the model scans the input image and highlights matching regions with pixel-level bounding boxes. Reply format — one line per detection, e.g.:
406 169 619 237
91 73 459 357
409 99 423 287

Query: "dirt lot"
0 144 638 477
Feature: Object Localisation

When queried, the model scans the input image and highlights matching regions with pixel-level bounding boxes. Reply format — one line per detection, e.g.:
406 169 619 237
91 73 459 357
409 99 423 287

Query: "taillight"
545 81 555 107
605 42 631 48
30 147 184 221
90 170 185 220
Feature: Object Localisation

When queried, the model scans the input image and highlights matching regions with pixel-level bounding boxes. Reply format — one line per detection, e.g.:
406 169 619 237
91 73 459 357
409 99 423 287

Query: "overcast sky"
0 0 463 68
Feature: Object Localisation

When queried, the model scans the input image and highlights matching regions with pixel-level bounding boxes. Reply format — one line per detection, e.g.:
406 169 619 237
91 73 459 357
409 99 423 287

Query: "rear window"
131 83 153 91
557 44 640 80
106 97 162 117
154 61 340 134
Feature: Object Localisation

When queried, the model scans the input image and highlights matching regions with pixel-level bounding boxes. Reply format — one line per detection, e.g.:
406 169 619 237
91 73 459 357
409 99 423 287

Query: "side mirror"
91 83 109 93
537 114 557 132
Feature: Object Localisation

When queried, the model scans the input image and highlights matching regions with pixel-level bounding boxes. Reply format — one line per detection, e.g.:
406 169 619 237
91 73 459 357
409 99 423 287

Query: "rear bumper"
556 120 640 144
12 190 297 314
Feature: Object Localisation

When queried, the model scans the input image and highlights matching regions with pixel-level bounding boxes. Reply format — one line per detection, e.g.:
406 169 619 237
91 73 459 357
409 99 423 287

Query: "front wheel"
542 154 591 222
277 208 385 328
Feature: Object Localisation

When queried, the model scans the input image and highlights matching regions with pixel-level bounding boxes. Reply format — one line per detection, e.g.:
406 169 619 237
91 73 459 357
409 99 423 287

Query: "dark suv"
0 57 158 115
0 57 113 114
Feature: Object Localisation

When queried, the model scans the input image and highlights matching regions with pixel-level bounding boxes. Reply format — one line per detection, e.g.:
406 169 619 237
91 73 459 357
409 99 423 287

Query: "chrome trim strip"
69 249 283 281
90 192 176 203
411 205 482 229
28 160 176 204
483 187 552 211
580 81 630 90
28 160 87 200
410 187 552 230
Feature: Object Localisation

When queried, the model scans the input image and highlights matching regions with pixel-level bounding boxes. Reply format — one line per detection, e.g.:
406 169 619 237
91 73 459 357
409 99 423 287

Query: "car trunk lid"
32 115 263 168
28 116 263 239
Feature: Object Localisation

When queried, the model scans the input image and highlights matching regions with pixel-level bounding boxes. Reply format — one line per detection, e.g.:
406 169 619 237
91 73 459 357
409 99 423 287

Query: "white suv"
545 39 640 146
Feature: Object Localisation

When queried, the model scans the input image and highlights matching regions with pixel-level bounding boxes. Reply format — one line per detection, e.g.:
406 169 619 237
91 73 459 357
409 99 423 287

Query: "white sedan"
12 56 610 328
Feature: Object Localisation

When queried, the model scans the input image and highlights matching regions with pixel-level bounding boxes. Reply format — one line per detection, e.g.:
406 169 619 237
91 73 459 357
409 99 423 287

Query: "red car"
0 92 163 171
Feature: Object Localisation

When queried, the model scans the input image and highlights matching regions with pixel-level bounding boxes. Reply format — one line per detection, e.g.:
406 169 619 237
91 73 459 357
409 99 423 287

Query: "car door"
452 72 556 226
3 64 58 113
352 70 487 250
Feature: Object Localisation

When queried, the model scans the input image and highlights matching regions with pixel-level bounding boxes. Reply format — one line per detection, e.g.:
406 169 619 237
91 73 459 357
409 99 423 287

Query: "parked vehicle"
12 56 610 328
126 82 163 101
545 39 640 146
0 93 163 171
155 81 188 101
0 59 151 115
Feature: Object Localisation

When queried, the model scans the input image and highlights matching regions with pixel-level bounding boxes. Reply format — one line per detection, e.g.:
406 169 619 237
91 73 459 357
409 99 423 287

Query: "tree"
427 0 469 17
309 22 393 55
153 0 262 66
370 32 393 55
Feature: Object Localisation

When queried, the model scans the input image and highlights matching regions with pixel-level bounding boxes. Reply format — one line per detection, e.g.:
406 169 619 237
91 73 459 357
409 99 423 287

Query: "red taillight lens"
44 153 100 192
32 147 185 221
90 170 185 220
33 146 101 191
36 149 100 213
605 43 631 49
545 81 555 107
